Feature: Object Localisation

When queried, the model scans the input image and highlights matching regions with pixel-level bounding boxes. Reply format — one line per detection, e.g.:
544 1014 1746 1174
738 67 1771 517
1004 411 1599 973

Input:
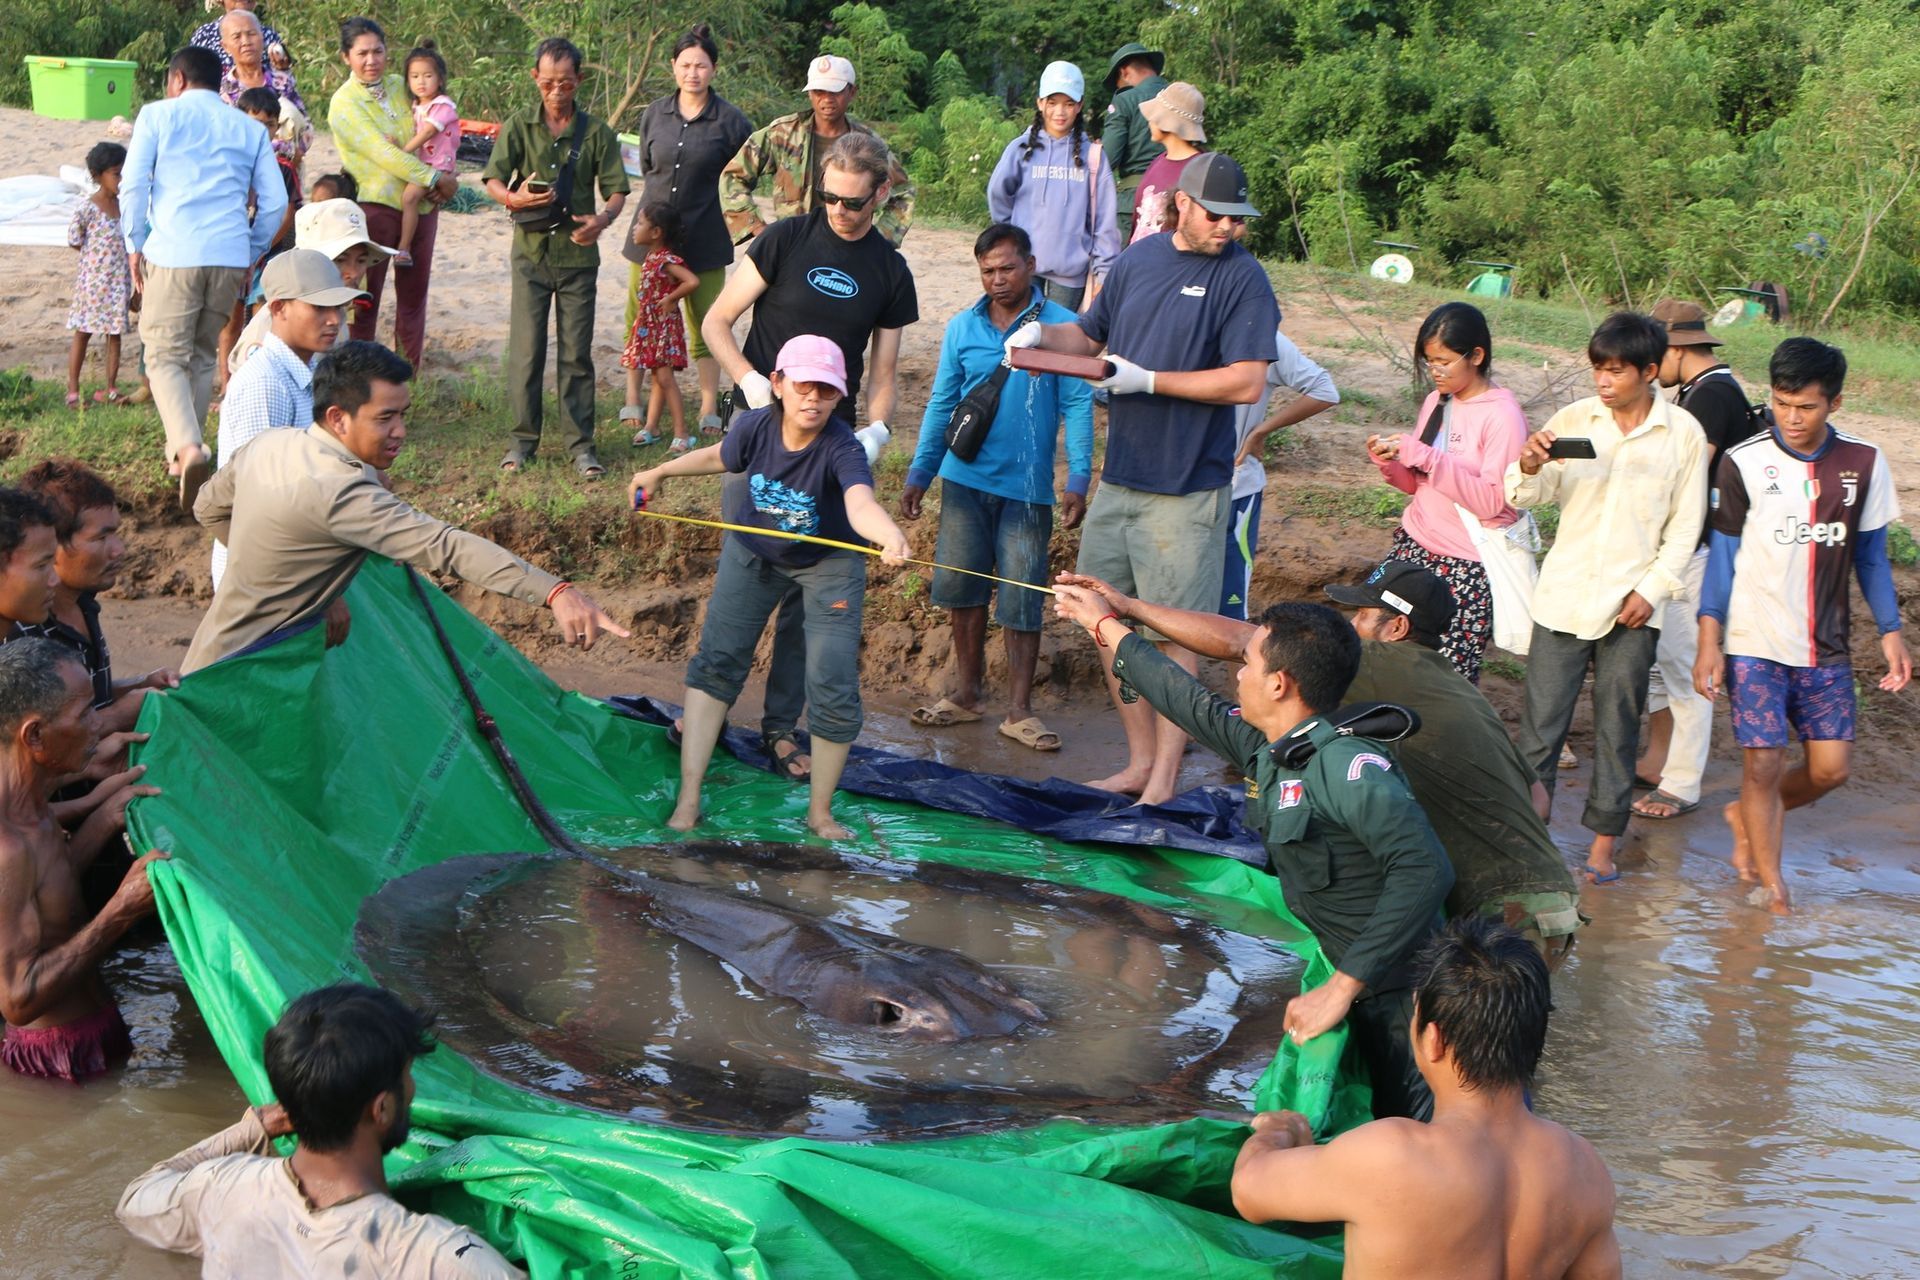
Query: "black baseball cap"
1324 560 1456 639
1176 152 1260 218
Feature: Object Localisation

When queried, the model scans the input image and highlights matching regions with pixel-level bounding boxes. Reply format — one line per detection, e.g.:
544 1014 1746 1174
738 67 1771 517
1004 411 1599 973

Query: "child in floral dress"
622 202 699 450
67 141 131 407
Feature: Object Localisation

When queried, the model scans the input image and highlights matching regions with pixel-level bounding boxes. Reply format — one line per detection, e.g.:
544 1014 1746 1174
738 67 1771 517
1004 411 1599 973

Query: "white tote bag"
1455 505 1541 655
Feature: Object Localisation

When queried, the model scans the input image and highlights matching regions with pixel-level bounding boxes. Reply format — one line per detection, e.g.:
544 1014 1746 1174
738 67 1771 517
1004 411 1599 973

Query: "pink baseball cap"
774 335 848 396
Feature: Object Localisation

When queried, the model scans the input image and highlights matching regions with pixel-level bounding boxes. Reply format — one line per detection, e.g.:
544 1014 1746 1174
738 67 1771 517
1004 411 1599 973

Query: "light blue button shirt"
122 88 286 269
212 332 315 587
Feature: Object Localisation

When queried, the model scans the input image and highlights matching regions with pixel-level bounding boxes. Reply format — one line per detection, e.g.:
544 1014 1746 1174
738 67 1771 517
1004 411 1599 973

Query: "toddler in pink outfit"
395 41 460 268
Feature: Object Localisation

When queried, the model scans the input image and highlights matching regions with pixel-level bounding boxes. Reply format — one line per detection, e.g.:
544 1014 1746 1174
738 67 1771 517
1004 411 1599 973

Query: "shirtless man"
0 638 166 1081
1232 916 1620 1279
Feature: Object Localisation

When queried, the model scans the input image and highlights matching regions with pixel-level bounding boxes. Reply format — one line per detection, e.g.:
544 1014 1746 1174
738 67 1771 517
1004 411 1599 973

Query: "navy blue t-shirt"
721 405 875 566
1080 235 1281 495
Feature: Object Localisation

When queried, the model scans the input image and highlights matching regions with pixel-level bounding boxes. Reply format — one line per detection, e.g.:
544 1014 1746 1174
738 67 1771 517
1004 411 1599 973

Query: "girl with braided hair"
987 62 1120 310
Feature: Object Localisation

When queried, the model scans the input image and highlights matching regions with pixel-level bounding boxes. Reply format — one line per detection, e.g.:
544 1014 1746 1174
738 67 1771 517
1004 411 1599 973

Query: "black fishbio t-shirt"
742 210 919 404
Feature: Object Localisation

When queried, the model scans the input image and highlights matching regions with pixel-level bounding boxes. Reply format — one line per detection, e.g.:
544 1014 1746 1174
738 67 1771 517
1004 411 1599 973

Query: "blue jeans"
930 480 1052 632
686 538 866 744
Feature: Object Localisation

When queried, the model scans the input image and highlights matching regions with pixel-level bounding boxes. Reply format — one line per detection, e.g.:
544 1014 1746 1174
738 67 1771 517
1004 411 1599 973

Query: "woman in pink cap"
628 334 910 839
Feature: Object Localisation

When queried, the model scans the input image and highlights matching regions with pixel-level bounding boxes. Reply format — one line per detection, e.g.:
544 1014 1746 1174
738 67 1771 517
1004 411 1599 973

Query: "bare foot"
1085 768 1149 796
666 801 700 832
1136 782 1176 807
807 813 852 840
1723 802 1757 881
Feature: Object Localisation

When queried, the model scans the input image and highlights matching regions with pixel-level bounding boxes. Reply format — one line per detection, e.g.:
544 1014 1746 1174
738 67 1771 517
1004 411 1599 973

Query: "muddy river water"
2 601 1916 1276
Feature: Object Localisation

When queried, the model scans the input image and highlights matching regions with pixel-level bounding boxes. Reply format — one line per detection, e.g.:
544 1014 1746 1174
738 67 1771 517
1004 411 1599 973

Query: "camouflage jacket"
719 111 914 246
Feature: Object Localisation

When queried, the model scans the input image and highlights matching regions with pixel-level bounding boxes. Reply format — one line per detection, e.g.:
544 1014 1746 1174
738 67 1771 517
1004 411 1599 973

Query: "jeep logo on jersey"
1775 517 1848 546
807 267 859 299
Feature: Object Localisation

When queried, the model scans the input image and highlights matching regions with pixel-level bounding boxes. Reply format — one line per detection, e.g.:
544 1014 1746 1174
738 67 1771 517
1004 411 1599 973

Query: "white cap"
1038 61 1085 103
804 55 856 93
294 198 396 261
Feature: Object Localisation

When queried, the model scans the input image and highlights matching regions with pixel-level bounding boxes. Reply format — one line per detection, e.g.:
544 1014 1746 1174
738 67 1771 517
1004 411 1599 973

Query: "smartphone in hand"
1545 437 1598 460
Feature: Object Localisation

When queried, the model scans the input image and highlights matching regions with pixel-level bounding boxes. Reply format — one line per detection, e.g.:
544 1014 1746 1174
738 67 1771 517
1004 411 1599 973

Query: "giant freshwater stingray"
378 571 1298 1136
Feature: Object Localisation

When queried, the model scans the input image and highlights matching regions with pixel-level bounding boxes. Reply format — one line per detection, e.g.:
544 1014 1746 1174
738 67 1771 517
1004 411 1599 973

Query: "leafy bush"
906 94 1021 224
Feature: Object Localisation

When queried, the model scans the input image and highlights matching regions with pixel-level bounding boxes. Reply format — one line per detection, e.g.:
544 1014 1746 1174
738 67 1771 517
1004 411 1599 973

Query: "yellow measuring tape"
630 506 1056 596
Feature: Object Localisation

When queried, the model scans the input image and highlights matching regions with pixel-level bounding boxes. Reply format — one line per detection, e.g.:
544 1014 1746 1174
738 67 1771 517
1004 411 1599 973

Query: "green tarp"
126 558 1361 1278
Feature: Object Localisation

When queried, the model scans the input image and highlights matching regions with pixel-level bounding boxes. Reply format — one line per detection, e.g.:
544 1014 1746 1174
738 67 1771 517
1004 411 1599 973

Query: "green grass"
1888 521 1918 568
1287 483 1410 527
1482 655 1527 682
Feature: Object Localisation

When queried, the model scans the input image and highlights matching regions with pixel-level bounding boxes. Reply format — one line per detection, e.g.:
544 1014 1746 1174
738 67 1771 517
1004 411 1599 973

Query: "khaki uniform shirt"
718 111 914 246
185 426 560 672
117 1109 522 1278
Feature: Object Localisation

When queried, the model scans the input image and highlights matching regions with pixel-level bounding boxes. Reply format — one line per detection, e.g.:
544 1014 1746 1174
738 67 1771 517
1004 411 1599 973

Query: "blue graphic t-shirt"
741 209 919 403
721 405 875 566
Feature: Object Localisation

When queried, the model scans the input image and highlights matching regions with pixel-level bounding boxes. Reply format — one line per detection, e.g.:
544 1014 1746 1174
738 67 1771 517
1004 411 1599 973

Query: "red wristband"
1093 613 1122 647
545 581 574 608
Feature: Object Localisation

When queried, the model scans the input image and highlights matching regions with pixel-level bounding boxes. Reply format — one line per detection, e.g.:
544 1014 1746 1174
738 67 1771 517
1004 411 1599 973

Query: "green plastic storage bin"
24 56 138 121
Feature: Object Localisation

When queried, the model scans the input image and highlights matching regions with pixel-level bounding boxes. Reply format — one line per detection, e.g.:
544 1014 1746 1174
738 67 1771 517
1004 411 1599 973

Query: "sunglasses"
818 189 875 212
1197 207 1247 226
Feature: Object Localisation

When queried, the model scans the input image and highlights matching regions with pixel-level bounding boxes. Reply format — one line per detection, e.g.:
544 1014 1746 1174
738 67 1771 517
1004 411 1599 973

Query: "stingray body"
618 871 1046 1042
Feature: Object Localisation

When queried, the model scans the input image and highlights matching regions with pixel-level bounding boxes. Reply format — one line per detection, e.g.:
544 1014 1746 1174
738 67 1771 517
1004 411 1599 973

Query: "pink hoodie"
1372 385 1529 562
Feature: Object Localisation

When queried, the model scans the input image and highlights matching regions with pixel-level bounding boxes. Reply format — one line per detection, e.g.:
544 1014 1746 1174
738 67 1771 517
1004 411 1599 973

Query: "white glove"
855 421 891 466
1093 354 1156 397
736 371 773 409
1003 321 1044 363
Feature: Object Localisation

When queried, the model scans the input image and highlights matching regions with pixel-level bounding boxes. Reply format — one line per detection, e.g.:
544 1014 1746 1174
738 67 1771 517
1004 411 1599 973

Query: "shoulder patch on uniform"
1346 752 1392 781
1278 779 1304 808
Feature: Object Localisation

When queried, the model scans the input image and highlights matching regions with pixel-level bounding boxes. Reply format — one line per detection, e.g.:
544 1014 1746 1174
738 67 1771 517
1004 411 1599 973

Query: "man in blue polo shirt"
901 224 1093 752
1010 152 1278 804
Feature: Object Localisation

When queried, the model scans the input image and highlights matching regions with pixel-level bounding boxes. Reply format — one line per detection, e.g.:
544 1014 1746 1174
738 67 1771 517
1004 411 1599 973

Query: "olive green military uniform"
1103 63 1167 242
1112 632 1454 1120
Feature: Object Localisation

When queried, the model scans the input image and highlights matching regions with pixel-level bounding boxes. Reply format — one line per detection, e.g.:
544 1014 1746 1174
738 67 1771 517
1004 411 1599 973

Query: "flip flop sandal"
631 428 662 446
910 697 983 728
999 716 1062 752
1558 744 1579 770
1582 863 1622 885
762 730 811 782
1631 789 1699 820
668 437 693 454
699 413 725 435
65 391 82 409
92 387 124 405
574 453 607 479
500 444 535 473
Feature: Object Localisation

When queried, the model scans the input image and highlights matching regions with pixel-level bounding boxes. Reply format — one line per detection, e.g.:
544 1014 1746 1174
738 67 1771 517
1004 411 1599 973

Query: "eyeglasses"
1197 207 1247 226
818 189 875 212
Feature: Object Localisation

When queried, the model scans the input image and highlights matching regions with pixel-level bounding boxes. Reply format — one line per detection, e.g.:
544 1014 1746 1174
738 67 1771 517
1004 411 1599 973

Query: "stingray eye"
869 999 906 1027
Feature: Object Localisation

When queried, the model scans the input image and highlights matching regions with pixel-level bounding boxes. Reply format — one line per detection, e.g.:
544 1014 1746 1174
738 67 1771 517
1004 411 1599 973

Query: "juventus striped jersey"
1702 427 1902 667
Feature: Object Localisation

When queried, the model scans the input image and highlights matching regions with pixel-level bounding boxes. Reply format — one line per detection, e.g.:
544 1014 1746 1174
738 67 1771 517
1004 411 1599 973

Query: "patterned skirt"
1389 527 1493 685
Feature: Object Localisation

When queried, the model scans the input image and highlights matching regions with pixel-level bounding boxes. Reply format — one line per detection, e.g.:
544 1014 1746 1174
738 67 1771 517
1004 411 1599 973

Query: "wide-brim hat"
1104 42 1165 90
1650 297 1722 347
1140 82 1205 143
295 198 396 262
